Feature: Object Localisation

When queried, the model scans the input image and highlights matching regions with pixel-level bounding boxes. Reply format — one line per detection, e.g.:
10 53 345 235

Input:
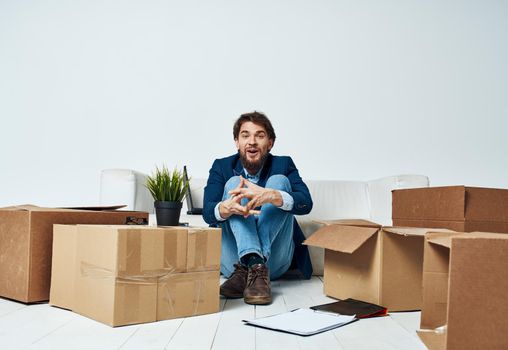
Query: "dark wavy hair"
233 111 276 141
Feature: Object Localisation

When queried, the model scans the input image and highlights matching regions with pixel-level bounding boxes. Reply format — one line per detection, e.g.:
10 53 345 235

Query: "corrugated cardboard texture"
73 226 181 326
49 225 78 310
393 186 466 220
73 226 124 326
420 232 461 330
323 234 381 304
392 218 508 233
0 211 30 301
393 186 508 233
307 223 437 311
0 206 148 302
446 234 508 350
186 227 222 272
157 271 220 320
380 230 423 311
52 224 221 327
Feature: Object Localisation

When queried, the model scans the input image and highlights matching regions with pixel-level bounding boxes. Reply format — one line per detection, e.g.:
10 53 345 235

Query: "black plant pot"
154 201 182 226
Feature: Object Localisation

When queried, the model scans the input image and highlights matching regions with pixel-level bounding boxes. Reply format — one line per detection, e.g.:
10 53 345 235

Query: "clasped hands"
219 176 283 219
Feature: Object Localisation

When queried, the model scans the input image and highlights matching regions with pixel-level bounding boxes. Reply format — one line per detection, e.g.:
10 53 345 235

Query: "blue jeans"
219 175 295 280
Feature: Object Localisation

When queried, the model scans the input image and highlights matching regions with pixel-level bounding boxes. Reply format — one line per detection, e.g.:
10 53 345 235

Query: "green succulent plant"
146 165 189 202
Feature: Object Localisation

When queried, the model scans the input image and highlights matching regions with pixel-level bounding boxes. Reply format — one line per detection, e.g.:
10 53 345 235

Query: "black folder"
310 298 387 319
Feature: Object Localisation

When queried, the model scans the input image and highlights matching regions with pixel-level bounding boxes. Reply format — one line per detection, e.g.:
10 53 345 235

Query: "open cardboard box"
0 205 149 302
303 219 452 311
418 231 508 350
50 224 221 327
392 186 508 232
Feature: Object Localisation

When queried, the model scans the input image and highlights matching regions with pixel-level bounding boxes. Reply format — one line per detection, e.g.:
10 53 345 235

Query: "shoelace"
232 263 247 275
246 266 269 286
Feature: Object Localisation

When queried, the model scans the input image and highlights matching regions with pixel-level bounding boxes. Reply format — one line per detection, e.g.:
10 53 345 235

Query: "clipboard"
243 308 357 336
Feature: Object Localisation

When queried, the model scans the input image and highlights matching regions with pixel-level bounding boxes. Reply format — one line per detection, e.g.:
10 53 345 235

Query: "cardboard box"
303 219 452 311
50 224 221 327
392 186 508 232
418 231 508 350
0 205 149 303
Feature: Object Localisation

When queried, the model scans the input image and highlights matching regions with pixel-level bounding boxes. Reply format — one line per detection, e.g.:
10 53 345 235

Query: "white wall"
1 0 507 207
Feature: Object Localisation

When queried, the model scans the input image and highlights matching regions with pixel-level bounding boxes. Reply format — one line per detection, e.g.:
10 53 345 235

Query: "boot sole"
220 291 244 299
244 295 272 305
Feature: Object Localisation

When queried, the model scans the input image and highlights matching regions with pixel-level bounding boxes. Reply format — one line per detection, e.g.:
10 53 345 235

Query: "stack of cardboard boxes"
393 186 508 350
50 224 221 326
0 205 149 303
305 186 508 349
0 205 222 327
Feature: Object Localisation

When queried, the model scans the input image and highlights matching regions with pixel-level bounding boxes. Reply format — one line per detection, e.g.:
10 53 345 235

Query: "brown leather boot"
243 264 272 305
220 263 248 298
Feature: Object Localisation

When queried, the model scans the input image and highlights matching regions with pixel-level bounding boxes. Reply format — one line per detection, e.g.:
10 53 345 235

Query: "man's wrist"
218 202 230 219
271 189 283 207
277 190 294 211
214 202 227 221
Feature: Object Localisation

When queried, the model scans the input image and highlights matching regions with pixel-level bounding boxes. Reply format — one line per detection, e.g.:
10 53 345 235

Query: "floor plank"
164 300 226 350
279 278 345 350
118 318 184 350
211 298 255 350
0 304 75 349
253 280 301 350
26 314 139 350
389 312 421 338
331 315 427 350
0 277 427 350
0 298 27 317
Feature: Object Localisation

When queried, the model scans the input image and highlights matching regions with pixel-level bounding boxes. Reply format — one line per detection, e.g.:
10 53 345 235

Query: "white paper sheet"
243 308 356 336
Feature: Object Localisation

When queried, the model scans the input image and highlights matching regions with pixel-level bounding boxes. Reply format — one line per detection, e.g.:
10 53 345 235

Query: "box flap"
313 219 381 228
0 205 129 212
383 227 452 237
0 204 42 211
426 233 454 249
304 224 379 253
0 205 82 213
60 205 127 211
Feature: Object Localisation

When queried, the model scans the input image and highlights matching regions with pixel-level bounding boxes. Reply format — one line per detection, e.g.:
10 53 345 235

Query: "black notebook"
310 298 387 319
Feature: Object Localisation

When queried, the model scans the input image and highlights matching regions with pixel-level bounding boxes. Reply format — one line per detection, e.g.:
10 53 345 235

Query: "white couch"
100 169 429 275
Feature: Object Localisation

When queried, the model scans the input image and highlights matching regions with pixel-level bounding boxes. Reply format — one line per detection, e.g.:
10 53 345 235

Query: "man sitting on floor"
202 111 313 305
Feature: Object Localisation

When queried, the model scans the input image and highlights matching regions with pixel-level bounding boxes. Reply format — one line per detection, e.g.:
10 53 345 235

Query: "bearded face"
235 121 274 175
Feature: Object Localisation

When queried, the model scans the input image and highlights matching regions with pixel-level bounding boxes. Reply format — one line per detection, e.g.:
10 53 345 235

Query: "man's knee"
265 175 291 191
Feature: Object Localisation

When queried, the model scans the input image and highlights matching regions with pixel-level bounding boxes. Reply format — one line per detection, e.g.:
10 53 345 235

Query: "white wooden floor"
0 277 427 350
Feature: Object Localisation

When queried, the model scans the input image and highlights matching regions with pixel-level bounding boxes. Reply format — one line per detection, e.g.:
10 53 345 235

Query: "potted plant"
146 165 189 226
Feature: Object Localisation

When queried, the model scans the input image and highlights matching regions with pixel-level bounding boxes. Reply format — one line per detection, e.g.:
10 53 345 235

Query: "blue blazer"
202 153 314 279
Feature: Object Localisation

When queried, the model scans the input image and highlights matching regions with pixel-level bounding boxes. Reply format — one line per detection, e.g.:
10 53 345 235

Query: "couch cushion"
297 180 370 275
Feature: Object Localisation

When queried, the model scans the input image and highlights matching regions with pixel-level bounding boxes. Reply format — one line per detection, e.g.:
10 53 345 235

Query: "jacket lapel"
233 154 243 176
258 153 273 187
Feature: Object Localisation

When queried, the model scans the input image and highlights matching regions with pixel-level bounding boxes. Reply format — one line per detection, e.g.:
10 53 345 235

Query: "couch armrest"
100 169 154 213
